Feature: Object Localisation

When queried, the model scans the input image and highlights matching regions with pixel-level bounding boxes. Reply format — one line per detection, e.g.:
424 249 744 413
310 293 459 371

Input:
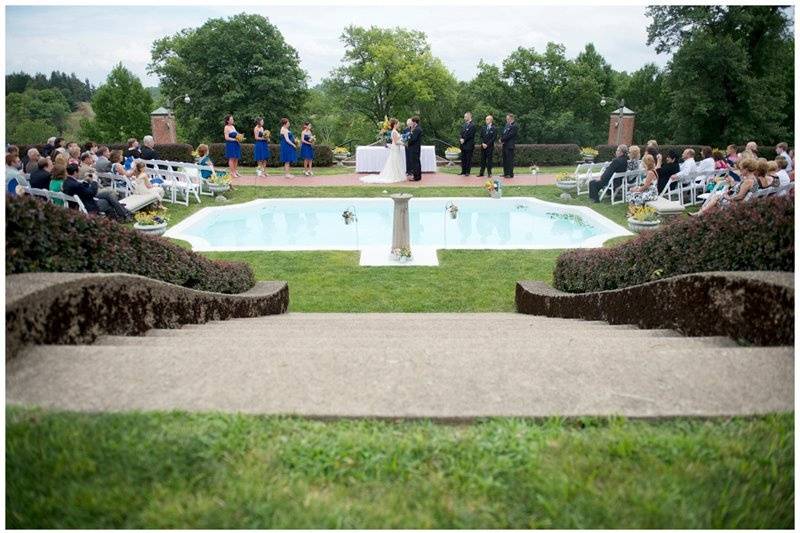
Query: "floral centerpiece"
484 178 502 199
627 204 661 232
555 171 578 191
333 146 350 166
445 146 461 163
208 171 232 194
580 146 598 161
391 246 412 262
133 206 170 236
377 115 392 144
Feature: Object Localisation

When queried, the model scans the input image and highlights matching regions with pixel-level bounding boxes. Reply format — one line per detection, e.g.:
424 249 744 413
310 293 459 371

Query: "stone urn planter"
445 151 460 166
133 222 168 236
208 183 230 195
334 153 350 166
556 180 577 191
627 217 662 232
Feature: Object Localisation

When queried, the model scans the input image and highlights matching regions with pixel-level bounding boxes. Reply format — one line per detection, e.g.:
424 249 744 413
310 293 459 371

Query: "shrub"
553 196 794 293
463 144 580 166
207 143 334 167
6 195 255 294
595 144 710 161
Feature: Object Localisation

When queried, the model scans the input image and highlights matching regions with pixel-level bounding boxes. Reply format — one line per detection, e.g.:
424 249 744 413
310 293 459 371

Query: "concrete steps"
6 313 793 418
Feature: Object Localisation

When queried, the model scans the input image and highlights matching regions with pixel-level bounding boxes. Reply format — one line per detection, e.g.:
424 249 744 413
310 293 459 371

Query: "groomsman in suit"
406 116 423 181
403 118 413 177
478 115 497 178
501 113 518 178
458 112 476 176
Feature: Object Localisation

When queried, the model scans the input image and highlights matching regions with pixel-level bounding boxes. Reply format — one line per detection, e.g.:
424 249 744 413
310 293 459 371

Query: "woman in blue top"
300 122 315 176
253 117 271 177
279 117 297 179
223 114 241 179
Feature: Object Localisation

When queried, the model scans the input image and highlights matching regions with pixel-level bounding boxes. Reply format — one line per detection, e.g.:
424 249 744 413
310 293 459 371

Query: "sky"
6 4 674 89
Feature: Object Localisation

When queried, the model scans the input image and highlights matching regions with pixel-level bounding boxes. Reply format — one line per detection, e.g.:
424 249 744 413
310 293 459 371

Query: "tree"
149 13 308 144
617 64 671 144
325 26 461 142
80 64 153 143
6 88 71 143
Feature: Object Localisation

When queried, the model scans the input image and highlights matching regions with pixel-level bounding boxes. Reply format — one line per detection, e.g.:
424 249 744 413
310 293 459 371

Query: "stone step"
7 343 792 418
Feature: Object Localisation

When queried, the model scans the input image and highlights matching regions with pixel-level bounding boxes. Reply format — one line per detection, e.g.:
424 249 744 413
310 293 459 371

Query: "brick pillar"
607 108 635 146
150 109 176 144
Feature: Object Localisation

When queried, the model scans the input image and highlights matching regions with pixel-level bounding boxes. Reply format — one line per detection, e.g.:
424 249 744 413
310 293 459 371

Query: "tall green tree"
79 64 153 143
6 88 70 143
149 13 308 145
325 26 461 142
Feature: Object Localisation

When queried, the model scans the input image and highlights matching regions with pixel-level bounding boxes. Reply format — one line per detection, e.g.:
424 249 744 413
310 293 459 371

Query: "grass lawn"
160 185 632 311
6 406 792 529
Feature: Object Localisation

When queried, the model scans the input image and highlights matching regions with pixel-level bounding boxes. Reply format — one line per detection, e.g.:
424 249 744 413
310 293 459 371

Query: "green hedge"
553 196 794 293
207 143 334 167
463 144 580 166
6 195 255 294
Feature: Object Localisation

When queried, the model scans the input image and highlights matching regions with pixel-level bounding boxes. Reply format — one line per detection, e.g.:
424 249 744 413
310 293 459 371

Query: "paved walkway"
7 313 793 419
231 171 558 187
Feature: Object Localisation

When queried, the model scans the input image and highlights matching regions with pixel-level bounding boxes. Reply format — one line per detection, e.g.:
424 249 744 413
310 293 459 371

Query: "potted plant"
555 172 578 191
333 146 350 166
444 146 461 165
208 171 231 194
627 205 662 232
133 207 170 236
484 178 502 199
581 147 598 162
391 246 412 262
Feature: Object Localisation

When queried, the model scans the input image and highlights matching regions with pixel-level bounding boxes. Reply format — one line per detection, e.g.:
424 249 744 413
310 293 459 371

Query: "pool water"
165 197 631 251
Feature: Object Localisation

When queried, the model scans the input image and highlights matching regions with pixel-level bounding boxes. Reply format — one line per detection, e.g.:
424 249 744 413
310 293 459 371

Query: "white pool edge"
164 196 634 252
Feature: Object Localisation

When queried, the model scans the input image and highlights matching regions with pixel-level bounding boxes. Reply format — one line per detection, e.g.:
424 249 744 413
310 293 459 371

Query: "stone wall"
6 273 289 359
516 271 793 346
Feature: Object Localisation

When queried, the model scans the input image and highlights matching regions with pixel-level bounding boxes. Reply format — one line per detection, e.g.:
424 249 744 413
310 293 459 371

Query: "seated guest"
48 163 67 205
589 144 628 202
196 144 214 179
754 158 774 189
628 154 659 205
775 157 791 187
123 138 141 160
24 148 40 174
62 163 130 219
724 144 739 167
696 158 758 215
669 148 697 184
656 149 680 194
6 153 23 195
67 144 80 166
78 152 96 179
140 135 159 160
739 141 758 160
775 142 792 173
29 157 53 189
696 147 715 173
52 151 69 168
712 149 729 169
645 144 660 166
132 161 165 201
83 141 98 158
94 145 111 172
43 136 57 157
109 150 134 177
627 145 642 171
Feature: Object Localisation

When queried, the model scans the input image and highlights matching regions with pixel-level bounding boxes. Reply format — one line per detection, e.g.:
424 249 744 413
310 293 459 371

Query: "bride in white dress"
360 118 406 184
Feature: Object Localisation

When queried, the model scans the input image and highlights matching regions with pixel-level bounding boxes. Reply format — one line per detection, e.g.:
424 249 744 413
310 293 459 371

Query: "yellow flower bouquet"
236 133 245 142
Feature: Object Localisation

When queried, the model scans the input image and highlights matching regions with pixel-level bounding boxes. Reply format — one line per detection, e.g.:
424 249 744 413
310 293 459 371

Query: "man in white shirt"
696 146 715 173
776 157 791 187
775 142 792 172
670 148 697 183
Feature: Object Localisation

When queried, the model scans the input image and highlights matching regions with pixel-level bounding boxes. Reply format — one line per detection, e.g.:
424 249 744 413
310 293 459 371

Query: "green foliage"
5 70 94 110
6 88 71 142
6 407 794 528
554 197 794 293
149 13 308 145
6 195 254 294
325 26 461 141
79 64 153 143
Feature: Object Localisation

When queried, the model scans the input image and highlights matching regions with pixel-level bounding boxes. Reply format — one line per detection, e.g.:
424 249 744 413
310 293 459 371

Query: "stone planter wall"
6 272 289 359
516 271 793 346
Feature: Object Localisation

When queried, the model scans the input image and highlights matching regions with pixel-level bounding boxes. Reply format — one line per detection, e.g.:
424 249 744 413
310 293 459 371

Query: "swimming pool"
165 197 632 253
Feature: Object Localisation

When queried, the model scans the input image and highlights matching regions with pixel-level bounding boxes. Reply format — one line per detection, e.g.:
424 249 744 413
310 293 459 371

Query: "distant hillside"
63 102 95 142
146 86 162 105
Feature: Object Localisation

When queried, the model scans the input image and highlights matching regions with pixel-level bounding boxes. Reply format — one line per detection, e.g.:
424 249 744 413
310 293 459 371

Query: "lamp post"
600 96 625 146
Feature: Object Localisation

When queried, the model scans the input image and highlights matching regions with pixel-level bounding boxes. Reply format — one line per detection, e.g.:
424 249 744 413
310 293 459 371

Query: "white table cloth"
356 145 437 173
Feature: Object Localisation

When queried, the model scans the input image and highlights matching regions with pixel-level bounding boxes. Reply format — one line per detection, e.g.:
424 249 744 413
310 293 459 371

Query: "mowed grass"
6 407 793 529
162 185 632 311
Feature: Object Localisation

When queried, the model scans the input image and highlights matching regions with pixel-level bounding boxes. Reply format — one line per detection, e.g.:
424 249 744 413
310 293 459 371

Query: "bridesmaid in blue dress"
279 117 297 179
253 117 271 177
300 122 315 176
223 114 241 178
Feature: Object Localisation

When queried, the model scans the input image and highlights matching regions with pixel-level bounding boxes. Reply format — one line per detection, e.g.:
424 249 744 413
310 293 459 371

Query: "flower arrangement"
377 115 392 144
134 206 169 226
627 204 659 222
445 146 461 154
581 147 599 157
531 165 540 175
263 129 271 141
209 171 232 186
391 246 412 260
342 209 357 225
236 133 245 142
484 179 502 197
333 146 350 155
556 172 575 182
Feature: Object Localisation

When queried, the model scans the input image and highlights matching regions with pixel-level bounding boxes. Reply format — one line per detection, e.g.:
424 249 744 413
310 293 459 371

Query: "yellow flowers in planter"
445 146 461 154
134 206 169 225
627 204 659 222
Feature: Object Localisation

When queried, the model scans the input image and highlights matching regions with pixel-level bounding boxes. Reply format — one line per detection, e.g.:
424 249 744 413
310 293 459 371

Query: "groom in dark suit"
407 116 422 181
402 118 413 178
458 112 476 176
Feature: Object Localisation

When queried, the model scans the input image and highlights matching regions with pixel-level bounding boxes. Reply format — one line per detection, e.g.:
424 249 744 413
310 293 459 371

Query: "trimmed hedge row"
6 195 255 294
462 144 581 166
553 196 794 293
14 143 195 163
207 143 334 167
